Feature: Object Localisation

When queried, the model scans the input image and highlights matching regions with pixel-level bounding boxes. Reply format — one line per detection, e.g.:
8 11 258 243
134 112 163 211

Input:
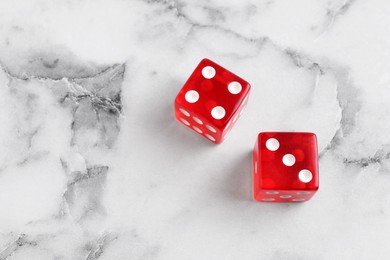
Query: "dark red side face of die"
175 58 251 144
253 132 319 202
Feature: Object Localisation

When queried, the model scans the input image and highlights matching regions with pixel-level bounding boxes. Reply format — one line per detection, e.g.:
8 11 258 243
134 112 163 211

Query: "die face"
174 106 221 143
253 132 319 202
256 190 315 202
175 58 250 143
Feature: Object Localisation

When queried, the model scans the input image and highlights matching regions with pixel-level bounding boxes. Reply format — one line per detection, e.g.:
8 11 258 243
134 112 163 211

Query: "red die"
253 132 319 202
174 59 251 144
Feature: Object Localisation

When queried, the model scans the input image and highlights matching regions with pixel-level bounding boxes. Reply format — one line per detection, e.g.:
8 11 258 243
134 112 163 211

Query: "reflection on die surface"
174 58 251 144
253 132 319 203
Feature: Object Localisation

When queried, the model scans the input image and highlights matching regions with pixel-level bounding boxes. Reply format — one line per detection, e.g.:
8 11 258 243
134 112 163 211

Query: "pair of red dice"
174 59 319 202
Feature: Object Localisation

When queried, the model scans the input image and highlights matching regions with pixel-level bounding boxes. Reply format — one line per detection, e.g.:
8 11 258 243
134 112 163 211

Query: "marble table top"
0 0 389 259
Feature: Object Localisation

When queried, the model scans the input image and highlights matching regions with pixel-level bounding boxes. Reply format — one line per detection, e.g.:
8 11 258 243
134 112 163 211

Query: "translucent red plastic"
174 58 251 144
253 132 319 202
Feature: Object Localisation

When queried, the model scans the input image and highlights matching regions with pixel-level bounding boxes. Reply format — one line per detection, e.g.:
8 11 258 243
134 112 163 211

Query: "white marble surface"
0 0 389 259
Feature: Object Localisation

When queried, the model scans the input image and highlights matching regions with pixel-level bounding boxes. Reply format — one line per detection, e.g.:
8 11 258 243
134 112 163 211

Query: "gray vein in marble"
284 49 324 74
0 62 125 177
0 50 110 80
84 232 117 260
1 61 125 148
60 166 109 220
320 67 362 157
343 149 390 168
0 57 125 223
201 5 226 23
324 0 357 30
15 127 42 166
185 19 262 46
143 0 186 19
0 234 37 260
143 0 265 50
65 64 125 148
